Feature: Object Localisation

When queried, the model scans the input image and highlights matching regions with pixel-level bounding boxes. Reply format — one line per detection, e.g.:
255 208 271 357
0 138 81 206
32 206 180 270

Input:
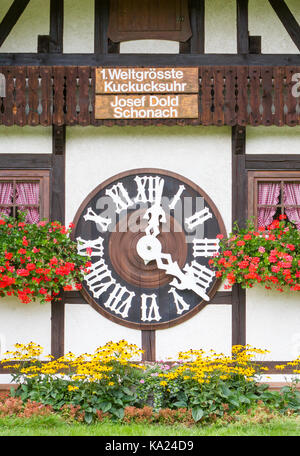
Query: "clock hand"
143 202 166 237
136 235 211 301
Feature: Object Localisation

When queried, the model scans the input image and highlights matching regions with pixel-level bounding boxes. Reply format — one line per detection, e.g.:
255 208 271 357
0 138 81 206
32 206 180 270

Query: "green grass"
0 415 299 436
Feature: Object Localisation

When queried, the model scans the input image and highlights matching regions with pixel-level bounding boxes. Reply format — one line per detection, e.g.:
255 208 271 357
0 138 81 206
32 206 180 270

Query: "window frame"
0 169 50 221
248 170 300 228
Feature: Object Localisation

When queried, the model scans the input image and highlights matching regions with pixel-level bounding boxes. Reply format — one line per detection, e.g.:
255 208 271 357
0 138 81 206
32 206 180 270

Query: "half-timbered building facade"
0 0 300 387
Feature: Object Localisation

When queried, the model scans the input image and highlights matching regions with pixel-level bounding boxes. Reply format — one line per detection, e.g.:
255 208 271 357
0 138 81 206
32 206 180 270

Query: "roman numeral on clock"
185 207 212 231
76 236 104 257
134 176 164 204
141 293 161 322
168 287 190 315
104 284 135 319
106 182 133 213
83 207 111 231
169 184 185 210
192 238 220 257
181 261 215 300
85 259 116 299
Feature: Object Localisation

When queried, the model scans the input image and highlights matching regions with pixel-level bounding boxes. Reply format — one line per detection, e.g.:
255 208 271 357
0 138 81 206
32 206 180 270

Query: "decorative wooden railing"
0 66 299 127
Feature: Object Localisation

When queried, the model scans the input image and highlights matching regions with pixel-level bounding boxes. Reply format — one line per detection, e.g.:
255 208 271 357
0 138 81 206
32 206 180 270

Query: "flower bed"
1 341 300 424
0 215 90 304
210 217 300 292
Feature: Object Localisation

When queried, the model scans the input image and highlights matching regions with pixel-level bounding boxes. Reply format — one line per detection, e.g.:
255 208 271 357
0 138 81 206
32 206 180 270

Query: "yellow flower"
160 381 168 387
68 385 79 391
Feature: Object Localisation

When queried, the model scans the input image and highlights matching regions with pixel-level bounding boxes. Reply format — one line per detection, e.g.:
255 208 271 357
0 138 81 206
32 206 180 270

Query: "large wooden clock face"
73 169 226 330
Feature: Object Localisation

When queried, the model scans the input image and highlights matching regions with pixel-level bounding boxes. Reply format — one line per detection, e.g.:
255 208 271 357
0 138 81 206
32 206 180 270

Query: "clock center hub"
136 234 162 265
108 208 187 289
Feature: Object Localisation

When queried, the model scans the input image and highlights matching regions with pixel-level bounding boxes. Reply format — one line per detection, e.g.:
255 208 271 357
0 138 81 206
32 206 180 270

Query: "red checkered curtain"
0 182 13 218
16 182 40 224
284 183 300 230
257 183 280 228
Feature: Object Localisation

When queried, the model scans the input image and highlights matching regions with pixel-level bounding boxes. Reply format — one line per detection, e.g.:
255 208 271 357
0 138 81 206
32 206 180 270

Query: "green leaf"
113 408 125 420
173 401 187 408
99 402 112 413
84 412 93 424
192 406 204 422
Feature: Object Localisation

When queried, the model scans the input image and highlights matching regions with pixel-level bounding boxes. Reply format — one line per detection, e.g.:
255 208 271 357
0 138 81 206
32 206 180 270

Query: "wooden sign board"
95 67 199 94
95 67 199 119
95 94 198 119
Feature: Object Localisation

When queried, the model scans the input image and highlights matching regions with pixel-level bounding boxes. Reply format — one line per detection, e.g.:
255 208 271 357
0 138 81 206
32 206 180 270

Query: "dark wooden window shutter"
108 0 192 42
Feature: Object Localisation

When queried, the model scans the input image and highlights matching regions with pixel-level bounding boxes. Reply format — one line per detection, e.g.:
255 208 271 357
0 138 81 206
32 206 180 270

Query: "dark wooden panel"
232 126 246 347
273 66 285 127
212 66 225 126
39 67 52 126
224 66 237 126
0 65 299 127
51 294 65 359
237 0 249 54
49 0 64 53
65 66 78 125
27 67 40 126
246 155 300 170
1 53 300 67
141 330 156 362
0 154 52 168
236 67 248 126
285 66 298 127
201 67 213 125
189 0 205 53
1 67 14 126
94 0 109 54
14 66 26 126
108 0 192 42
231 284 246 346
249 66 261 126
261 66 273 126
52 67 65 126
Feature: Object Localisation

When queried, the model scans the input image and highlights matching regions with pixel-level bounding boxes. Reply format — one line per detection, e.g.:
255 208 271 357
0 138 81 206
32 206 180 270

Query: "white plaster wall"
249 0 300 54
64 304 141 356
0 0 49 53
120 40 179 54
246 126 300 155
156 305 232 360
63 0 94 53
205 0 236 54
0 297 51 358
246 287 300 361
0 126 52 154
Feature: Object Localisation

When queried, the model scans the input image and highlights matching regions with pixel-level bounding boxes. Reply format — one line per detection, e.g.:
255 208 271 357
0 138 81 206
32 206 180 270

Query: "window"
0 170 50 223
248 171 300 230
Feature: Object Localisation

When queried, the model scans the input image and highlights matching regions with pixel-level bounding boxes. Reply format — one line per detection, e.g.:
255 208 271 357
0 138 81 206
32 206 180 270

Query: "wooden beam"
38 0 64 53
94 0 109 54
237 0 249 54
0 0 31 47
0 53 300 66
50 125 66 358
269 0 300 51
0 154 52 169
49 0 64 53
231 126 247 347
51 292 65 359
141 330 156 362
180 0 205 53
